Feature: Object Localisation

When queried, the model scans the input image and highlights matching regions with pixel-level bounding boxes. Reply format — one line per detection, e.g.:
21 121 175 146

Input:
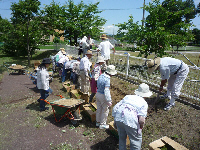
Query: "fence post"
125 52 130 79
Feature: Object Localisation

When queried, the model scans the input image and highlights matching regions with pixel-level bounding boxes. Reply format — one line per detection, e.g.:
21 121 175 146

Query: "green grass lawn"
38 45 55 49
0 50 58 80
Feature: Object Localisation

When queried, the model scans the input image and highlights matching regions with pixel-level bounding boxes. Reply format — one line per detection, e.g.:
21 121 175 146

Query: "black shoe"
40 107 49 111
37 99 40 103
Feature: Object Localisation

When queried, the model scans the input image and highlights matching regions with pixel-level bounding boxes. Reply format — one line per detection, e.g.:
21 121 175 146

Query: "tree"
42 0 106 46
40 0 63 44
116 0 194 57
161 0 195 50
192 28 200 45
0 17 15 52
10 0 47 66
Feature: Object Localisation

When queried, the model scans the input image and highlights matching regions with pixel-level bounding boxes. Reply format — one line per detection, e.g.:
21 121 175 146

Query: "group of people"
36 34 189 150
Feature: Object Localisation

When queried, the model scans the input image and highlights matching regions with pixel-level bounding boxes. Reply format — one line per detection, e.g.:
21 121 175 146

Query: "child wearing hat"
37 58 52 111
89 56 105 103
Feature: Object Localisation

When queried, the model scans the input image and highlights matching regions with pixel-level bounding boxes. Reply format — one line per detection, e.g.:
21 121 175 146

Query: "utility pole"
112 24 114 39
142 0 145 27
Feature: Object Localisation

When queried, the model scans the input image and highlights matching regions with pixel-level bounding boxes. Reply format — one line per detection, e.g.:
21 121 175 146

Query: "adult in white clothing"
86 35 94 49
80 36 90 57
79 50 93 94
112 83 152 150
37 58 52 111
147 57 189 110
97 34 115 66
96 65 117 129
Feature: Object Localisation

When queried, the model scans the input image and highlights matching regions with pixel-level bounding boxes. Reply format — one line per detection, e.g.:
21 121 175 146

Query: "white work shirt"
159 57 182 80
79 55 92 76
37 68 50 90
112 95 148 129
87 38 94 45
58 56 69 65
98 40 114 60
81 37 89 49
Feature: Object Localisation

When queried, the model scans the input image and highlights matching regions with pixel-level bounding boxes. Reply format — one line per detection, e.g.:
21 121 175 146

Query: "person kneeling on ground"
146 57 189 111
96 65 117 129
112 83 152 150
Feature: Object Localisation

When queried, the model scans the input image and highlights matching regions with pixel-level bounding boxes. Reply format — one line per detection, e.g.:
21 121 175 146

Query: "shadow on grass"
32 50 57 60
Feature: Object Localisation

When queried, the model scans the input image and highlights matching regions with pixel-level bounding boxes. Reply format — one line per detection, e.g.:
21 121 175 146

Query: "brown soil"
0 71 199 150
52 98 83 107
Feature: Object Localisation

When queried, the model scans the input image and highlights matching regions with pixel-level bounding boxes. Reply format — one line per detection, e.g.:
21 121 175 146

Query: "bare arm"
138 116 145 129
159 79 167 92
112 47 115 53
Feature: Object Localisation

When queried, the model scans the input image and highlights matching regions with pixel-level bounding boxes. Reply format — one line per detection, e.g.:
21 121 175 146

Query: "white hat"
106 65 117 75
96 56 105 63
135 83 152 97
146 57 160 74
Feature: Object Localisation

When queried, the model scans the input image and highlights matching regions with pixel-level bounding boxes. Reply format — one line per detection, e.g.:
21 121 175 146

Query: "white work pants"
96 92 109 125
167 63 189 104
79 70 90 94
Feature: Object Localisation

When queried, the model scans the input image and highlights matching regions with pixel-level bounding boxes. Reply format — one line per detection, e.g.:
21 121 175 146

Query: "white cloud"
103 25 119 35
194 0 200 6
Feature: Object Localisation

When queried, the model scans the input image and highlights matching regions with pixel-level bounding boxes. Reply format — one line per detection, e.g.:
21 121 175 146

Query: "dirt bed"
0 72 199 150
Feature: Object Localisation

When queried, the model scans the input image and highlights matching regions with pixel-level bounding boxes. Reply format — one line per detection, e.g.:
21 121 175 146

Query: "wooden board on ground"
149 136 189 150
90 102 97 109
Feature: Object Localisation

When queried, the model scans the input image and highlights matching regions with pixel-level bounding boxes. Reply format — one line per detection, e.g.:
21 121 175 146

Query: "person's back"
98 40 113 60
97 73 110 94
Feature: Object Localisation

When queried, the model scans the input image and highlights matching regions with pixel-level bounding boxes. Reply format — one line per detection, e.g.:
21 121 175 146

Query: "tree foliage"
192 28 200 45
116 0 195 57
7 0 47 66
42 0 106 46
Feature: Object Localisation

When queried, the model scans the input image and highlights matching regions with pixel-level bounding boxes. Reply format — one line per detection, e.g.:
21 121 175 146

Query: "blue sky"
0 0 200 34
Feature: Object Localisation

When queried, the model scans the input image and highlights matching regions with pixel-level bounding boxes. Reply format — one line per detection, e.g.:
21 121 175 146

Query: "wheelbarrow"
43 95 85 125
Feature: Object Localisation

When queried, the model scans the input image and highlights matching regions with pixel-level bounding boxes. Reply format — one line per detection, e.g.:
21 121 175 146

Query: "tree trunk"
27 19 30 66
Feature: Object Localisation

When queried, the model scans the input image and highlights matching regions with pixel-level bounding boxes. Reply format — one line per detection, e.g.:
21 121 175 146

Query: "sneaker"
99 124 109 129
164 103 174 111
96 122 100 127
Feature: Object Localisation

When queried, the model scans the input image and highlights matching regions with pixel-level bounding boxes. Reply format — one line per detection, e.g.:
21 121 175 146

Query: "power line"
99 8 141 11
0 8 10 10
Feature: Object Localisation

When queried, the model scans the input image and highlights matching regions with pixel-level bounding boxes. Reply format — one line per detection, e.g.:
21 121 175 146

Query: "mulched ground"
0 71 200 150
0 72 118 150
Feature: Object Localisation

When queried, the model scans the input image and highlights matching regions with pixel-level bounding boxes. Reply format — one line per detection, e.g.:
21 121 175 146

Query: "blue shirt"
97 73 110 94
112 95 148 129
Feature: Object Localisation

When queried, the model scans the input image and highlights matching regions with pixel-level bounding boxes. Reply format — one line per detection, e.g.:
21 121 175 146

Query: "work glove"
107 101 112 107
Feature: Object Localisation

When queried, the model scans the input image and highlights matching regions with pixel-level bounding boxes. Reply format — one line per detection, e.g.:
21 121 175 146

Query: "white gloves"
107 101 112 107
